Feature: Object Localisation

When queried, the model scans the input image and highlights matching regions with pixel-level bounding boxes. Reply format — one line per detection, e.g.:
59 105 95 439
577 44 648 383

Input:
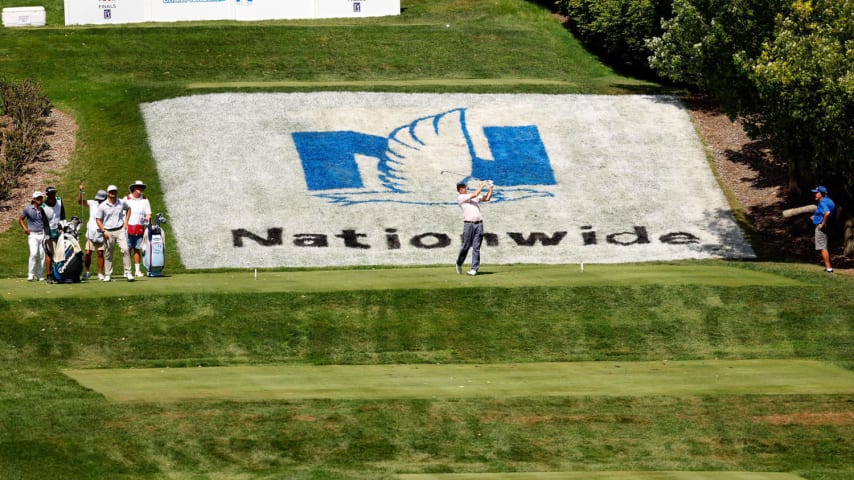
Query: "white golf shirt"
124 194 151 226
457 193 483 223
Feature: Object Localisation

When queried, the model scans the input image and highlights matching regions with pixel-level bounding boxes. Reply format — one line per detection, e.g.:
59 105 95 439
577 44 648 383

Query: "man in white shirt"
124 180 152 277
455 180 493 276
77 184 108 280
95 185 133 282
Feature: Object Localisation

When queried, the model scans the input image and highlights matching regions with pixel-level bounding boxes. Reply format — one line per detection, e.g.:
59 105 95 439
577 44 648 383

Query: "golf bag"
143 213 167 277
44 217 84 283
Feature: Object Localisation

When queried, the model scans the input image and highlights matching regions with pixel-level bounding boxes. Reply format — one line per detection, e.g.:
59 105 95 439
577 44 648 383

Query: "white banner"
149 0 233 23
234 0 315 22
65 0 399 25
141 93 755 269
65 0 145 25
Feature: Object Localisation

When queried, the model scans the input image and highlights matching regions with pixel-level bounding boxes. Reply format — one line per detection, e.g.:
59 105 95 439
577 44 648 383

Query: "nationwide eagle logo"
293 108 557 206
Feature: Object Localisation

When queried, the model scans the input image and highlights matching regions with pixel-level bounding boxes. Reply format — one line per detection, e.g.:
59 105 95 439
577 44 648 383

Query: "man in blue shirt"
811 186 836 273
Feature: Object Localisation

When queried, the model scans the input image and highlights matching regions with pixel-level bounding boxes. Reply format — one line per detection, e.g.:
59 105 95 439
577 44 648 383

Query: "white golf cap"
107 185 118 192
129 180 146 191
32 190 44 198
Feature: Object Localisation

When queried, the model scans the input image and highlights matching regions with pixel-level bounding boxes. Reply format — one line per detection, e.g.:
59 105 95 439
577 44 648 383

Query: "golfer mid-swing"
455 180 494 276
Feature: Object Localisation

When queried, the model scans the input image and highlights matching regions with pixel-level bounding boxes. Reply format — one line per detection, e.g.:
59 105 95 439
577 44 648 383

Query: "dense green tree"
646 0 784 126
740 0 853 196
647 0 852 199
558 0 672 75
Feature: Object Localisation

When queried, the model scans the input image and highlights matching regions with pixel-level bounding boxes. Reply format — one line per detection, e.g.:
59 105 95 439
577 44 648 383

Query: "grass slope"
0 1 852 479
0 0 658 276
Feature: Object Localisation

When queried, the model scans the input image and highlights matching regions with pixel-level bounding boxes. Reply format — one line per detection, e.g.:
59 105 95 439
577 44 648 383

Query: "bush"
0 79 52 201
557 0 672 75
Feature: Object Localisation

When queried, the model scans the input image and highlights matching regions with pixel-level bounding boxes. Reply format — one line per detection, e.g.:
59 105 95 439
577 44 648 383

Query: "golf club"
79 180 84 224
440 170 493 185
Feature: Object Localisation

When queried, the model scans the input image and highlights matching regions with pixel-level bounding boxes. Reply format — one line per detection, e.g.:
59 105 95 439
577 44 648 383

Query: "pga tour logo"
141 93 755 268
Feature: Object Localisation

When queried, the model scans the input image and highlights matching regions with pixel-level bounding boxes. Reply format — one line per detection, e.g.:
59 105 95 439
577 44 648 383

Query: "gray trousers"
103 229 131 277
456 222 484 271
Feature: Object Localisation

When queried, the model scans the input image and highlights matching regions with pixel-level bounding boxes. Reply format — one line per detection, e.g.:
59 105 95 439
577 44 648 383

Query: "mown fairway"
1 1 852 479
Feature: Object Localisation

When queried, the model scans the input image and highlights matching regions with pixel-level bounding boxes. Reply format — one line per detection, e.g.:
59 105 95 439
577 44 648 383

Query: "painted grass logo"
141 93 755 269
293 107 555 206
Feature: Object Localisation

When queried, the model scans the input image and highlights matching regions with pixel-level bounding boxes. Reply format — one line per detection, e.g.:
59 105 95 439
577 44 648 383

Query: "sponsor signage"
141 93 755 269
64 0 145 25
2 7 47 27
64 0 399 25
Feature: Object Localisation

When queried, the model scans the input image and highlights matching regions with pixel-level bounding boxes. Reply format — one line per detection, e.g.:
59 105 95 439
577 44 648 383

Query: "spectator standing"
18 191 48 281
124 180 152 277
95 185 134 282
41 186 66 283
78 183 108 280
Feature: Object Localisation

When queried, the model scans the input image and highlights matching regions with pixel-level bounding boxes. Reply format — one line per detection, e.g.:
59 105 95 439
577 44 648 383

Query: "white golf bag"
143 213 167 277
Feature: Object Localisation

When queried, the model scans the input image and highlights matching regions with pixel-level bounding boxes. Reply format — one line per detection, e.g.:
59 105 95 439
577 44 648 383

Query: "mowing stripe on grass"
187 78 573 89
0 263 805 300
64 360 854 403
398 472 805 480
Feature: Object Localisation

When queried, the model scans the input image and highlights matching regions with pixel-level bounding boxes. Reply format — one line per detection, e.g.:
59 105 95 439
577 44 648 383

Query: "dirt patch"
293 415 318 422
0 108 78 234
753 412 854 426
685 95 853 271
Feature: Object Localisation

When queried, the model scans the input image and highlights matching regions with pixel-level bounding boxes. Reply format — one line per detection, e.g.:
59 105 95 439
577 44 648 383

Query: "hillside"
4 97 848 270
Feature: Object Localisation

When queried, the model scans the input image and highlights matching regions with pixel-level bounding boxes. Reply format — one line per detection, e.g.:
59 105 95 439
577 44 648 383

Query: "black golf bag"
44 217 84 283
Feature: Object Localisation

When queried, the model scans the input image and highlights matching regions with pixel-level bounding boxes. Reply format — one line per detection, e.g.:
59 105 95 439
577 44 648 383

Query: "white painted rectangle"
2 6 46 27
141 93 755 269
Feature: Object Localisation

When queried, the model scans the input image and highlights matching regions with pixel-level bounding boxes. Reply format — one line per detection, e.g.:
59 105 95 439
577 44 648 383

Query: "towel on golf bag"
48 225 84 283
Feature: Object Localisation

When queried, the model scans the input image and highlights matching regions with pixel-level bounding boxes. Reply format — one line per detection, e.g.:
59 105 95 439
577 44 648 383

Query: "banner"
65 0 145 25
141 93 755 269
64 0 400 25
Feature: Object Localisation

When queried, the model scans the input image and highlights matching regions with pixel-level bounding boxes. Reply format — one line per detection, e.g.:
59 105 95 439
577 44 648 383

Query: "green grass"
65 360 854 402
1 261 851 478
0 263 807 300
399 473 808 480
1 1 852 479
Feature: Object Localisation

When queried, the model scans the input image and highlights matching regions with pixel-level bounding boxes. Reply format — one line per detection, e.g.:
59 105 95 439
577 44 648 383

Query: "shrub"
557 0 672 75
0 79 52 200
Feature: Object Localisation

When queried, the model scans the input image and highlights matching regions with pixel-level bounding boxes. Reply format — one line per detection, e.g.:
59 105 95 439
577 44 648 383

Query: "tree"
740 0 853 197
647 0 852 194
558 0 672 75
647 0 853 257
